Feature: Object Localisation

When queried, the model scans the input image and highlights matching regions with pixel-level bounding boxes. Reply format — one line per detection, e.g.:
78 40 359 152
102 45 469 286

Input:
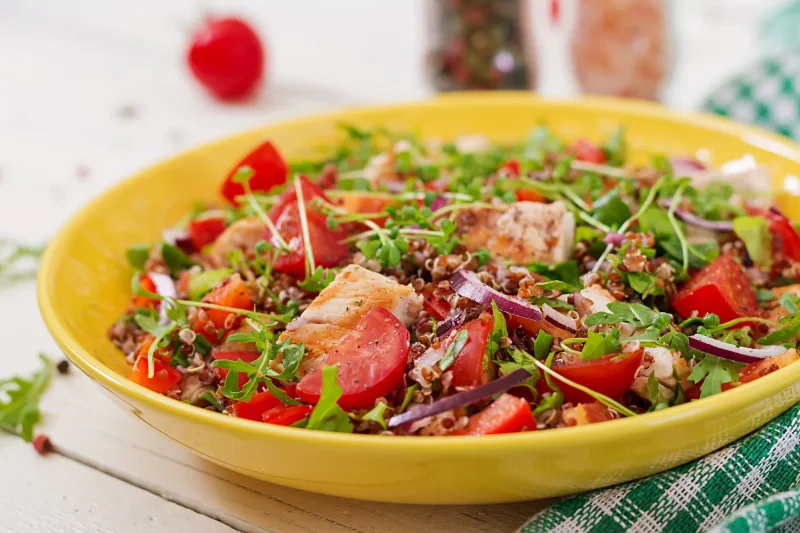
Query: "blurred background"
1 0 799 240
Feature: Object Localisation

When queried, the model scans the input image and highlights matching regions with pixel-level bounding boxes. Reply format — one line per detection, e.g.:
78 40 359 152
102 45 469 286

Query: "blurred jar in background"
427 0 532 91
570 0 671 101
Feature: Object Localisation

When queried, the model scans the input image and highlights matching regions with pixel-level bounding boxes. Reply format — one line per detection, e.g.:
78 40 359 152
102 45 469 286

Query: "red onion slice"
430 195 448 212
662 201 734 232
542 304 577 333
387 368 531 429
449 270 542 321
162 229 195 253
604 232 625 246
688 334 787 364
149 272 178 325
670 157 706 176
436 311 466 338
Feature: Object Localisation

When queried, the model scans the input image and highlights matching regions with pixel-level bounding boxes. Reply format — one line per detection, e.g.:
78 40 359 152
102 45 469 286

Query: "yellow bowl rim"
37 93 800 451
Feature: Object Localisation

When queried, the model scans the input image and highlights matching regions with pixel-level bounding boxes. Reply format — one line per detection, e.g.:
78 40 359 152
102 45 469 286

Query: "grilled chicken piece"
455 202 575 265
279 265 422 375
209 216 264 264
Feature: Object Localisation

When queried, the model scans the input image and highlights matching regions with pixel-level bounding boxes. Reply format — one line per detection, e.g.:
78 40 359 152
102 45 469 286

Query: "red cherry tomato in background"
187 17 265 101
536 350 644 404
671 254 758 323
297 307 410 409
220 141 288 205
570 139 607 164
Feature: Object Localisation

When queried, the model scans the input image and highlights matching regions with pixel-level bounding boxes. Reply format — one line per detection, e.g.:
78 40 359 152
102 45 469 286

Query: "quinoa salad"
108 124 800 436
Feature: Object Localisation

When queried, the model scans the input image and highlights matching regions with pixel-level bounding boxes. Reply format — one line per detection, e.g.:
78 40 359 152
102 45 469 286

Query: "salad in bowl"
108 124 800 437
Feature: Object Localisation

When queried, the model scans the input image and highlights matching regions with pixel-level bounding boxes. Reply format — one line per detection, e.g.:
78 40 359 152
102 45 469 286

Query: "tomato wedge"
188 216 227 251
130 355 182 394
212 350 260 388
262 404 313 426
268 202 348 276
671 254 758 323
231 390 283 421
515 189 546 202
422 293 451 321
537 350 644 404
562 402 614 426
570 139 606 164
296 307 410 409
767 210 800 264
192 274 253 338
450 316 495 388
500 159 520 176
450 393 535 435
132 274 159 310
220 141 288 204
267 174 329 221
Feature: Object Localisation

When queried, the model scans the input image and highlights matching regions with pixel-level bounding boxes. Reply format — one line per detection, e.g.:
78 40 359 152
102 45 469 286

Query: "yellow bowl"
38 93 800 504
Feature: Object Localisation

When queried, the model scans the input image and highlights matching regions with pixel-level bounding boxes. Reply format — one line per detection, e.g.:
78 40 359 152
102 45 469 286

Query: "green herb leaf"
0 354 52 442
485 300 508 361
646 371 661 406
125 244 151 271
199 391 224 412
298 266 336 293
580 329 622 361
757 289 777 305
626 271 666 298
361 402 391 430
399 384 419 414
779 292 800 314
584 301 660 328
687 354 743 398
757 312 800 345
439 329 470 371
161 242 194 277
188 269 232 301
528 260 581 290
592 189 631 228
602 127 626 166
305 365 353 433
263 379 301 406
733 216 772 268
473 248 491 267
533 331 553 360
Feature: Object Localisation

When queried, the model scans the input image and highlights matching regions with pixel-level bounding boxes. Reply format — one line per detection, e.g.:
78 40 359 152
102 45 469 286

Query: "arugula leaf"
361 402 391 430
216 350 273 402
687 354 743 398
533 331 553 360
0 354 52 442
627 271 665 298
125 244 151 271
263 379 301 406
536 280 573 292
733 216 772 268
532 390 562 416
630 312 672 342
526 125 563 154
757 312 800 345
188 268 231 301
659 330 690 355
593 189 631 228
580 329 622 361
439 329 470 371
161 242 194 277
494 348 540 397
584 301 660 328
528 260 581 290
305 366 353 433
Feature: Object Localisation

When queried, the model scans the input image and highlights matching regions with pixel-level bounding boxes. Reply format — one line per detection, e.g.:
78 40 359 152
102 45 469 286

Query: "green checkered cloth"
704 54 800 140
519 404 800 533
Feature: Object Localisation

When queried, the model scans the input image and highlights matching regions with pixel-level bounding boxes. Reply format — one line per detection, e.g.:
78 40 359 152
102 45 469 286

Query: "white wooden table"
0 1 780 531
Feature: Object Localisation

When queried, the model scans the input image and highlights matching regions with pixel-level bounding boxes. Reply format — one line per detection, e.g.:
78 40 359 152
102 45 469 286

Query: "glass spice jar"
427 0 532 91
569 0 671 101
